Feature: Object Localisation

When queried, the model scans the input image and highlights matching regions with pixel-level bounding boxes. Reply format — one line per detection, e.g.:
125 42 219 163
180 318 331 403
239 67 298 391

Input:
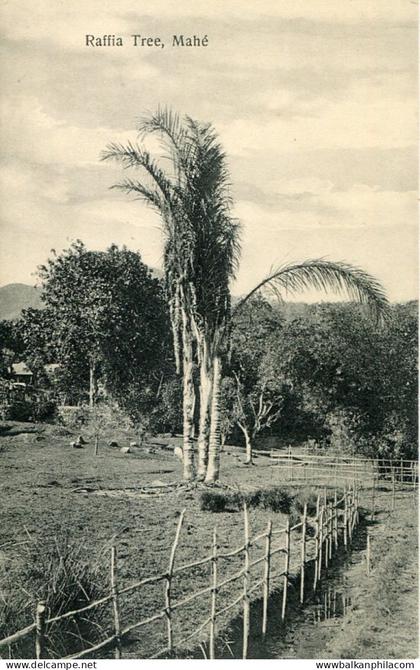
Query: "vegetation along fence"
1 485 362 660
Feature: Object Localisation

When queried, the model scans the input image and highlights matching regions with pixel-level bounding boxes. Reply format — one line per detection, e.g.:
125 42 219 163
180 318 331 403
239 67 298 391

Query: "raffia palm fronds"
102 107 241 362
233 259 390 323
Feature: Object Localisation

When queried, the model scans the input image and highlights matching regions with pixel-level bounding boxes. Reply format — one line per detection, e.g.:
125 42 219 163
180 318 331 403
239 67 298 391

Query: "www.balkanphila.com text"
316 662 415 669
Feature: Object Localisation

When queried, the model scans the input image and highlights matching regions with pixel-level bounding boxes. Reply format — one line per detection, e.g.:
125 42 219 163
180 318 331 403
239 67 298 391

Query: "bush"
4 400 33 422
200 485 340 533
240 487 294 514
3 399 58 423
200 490 231 512
259 487 294 513
200 486 296 515
33 399 57 422
57 405 91 428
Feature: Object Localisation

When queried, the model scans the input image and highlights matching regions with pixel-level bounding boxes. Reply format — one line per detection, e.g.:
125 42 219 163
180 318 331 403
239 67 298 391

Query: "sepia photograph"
0 0 418 663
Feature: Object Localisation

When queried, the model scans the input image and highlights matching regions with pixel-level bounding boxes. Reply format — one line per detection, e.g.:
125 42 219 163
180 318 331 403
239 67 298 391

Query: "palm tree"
102 107 390 485
204 259 390 483
102 108 240 480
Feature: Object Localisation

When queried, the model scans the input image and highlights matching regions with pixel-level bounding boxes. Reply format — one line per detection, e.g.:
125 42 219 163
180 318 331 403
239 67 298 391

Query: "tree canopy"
33 241 171 409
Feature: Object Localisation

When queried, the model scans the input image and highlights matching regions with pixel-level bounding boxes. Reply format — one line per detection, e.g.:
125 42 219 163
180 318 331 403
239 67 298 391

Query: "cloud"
220 78 416 157
235 183 416 231
0 0 416 304
0 95 140 166
1 0 415 48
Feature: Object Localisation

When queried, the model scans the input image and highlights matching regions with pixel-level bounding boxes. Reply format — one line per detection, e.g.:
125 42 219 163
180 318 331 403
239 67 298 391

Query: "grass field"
0 421 306 658
0 420 417 659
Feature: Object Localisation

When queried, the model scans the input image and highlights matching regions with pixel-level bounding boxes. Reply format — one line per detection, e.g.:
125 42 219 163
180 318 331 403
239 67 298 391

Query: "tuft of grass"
0 532 110 658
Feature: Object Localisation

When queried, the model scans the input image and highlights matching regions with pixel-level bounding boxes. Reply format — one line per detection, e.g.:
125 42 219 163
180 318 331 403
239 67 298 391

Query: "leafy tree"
18 308 56 387
264 302 417 459
37 241 171 411
148 376 183 435
228 297 284 463
0 319 25 378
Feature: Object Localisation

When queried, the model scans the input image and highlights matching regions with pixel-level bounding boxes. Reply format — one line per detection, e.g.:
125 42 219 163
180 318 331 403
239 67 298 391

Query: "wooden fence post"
323 505 329 569
391 468 396 512
209 527 218 660
343 488 348 549
348 489 353 541
35 601 46 660
333 490 338 550
288 446 293 482
300 503 307 604
111 546 122 659
317 506 323 580
328 504 333 560
354 484 359 529
366 533 371 576
262 520 272 638
371 477 376 521
242 503 251 659
313 496 320 591
165 509 185 653
281 516 290 621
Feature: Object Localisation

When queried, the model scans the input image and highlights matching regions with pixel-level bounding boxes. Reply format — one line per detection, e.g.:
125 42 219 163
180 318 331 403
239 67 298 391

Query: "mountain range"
0 282 416 323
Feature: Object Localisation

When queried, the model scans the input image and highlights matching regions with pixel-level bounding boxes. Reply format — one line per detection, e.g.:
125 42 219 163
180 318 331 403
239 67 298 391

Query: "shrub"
57 405 91 428
241 487 294 514
33 399 58 422
201 486 295 514
4 400 33 422
200 490 231 512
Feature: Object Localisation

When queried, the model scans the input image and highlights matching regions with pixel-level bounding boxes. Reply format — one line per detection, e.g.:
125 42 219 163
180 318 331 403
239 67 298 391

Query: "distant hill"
0 284 43 321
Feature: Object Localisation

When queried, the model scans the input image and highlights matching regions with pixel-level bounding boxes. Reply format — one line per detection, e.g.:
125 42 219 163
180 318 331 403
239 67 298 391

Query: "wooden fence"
0 485 361 660
268 451 418 491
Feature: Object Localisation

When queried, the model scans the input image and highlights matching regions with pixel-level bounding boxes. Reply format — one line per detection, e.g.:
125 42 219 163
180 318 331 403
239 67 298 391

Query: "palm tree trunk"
182 314 195 481
170 286 182 374
197 351 213 480
205 355 222 483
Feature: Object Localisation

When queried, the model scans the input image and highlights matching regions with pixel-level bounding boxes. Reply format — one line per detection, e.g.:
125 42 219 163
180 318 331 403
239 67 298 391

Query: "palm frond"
110 179 165 212
138 106 194 186
101 141 176 203
103 108 242 357
233 259 390 323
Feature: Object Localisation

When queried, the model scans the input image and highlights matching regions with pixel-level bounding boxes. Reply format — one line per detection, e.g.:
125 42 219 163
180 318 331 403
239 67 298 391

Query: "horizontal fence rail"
268 451 418 489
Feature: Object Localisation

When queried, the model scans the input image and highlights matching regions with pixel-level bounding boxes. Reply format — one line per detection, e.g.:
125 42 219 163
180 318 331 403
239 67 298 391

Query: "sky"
0 0 417 303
